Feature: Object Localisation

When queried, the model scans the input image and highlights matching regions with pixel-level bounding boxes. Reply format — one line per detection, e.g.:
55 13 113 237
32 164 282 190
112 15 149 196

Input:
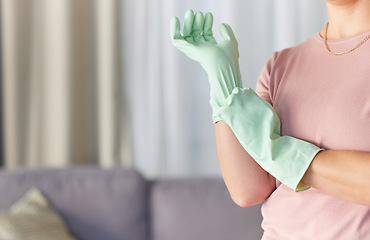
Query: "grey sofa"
0 167 263 240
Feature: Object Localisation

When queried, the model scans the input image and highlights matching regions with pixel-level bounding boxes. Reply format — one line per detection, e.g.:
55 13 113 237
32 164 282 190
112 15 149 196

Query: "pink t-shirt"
255 31 370 240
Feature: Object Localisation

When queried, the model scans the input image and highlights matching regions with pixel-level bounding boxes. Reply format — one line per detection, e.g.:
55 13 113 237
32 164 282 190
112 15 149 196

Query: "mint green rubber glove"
171 10 242 122
217 88 322 191
171 10 322 191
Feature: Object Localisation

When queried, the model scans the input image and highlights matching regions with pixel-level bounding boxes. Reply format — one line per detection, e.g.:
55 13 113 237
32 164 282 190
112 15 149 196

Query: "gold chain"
324 22 370 56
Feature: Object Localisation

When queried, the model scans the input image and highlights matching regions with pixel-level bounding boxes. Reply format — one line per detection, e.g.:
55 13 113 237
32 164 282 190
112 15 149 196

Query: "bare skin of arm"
215 121 276 207
302 150 370 206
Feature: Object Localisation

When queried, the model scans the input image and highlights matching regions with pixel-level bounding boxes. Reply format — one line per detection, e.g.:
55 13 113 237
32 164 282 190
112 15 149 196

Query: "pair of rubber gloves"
171 10 322 191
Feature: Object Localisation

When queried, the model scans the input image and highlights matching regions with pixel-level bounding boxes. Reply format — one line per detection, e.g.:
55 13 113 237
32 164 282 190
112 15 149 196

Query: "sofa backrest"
0 167 264 240
0 167 148 240
149 178 263 240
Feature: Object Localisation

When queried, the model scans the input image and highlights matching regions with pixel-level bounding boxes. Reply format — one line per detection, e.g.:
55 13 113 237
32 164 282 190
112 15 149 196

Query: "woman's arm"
302 150 370 206
215 121 276 207
216 120 370 207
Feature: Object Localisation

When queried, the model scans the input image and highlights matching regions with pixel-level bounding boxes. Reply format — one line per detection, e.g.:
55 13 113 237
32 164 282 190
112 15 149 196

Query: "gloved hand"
170 10 242 122
170 10 322 191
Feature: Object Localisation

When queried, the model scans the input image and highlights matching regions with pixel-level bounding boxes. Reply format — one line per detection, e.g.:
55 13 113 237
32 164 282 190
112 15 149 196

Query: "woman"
171 0 370 239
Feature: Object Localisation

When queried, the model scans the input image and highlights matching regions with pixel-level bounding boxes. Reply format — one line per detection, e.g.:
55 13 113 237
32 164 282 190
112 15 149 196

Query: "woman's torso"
256 31 370 240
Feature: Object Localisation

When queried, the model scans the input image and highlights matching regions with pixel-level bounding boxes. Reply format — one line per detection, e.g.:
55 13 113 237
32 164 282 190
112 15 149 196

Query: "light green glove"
171 10 242 122
216 88 322 191
171 10 322 191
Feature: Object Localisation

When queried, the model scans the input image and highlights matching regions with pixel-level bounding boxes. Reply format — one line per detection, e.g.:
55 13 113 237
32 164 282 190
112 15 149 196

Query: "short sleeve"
255 52 278 106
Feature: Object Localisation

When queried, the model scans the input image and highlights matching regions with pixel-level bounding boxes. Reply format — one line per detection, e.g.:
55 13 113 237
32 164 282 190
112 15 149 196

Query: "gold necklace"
324 22 370 56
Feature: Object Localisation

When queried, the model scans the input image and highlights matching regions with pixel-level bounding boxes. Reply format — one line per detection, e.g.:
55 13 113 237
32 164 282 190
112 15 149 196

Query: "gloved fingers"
203 12 214 37
203 12 216 43
170 16 182 40
192 12 204 36
182 9 195 37
219 23 238 45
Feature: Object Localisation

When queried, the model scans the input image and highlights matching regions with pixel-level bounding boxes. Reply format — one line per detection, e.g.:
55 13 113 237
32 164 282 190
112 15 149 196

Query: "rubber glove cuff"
216 87 323 191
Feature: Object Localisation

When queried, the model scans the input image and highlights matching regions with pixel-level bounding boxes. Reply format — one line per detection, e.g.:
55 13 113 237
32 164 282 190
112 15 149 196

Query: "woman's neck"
320 1 370 40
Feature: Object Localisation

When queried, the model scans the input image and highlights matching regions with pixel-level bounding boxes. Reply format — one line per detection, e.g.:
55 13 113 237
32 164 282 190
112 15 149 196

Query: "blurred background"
0 0 327 179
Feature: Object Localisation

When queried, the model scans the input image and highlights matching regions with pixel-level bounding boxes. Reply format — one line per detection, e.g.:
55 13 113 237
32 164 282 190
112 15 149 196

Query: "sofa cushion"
150 178 263 240
0 188 77 240
0 167 148 240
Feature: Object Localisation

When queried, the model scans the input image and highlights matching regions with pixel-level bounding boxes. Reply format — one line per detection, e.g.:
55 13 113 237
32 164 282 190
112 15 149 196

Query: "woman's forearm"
215 120 370 207
215 121 276 207
302 150 370 206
